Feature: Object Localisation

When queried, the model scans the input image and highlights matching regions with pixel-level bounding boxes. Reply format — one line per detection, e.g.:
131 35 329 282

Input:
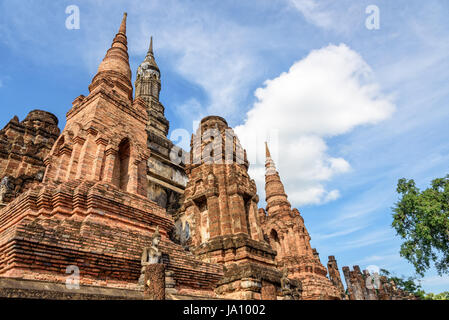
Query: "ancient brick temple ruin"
342 266 419 300
0 13 418 300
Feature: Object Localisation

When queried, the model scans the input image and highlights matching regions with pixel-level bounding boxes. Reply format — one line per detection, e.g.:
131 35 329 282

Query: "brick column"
103 147 118 184
248 199 264 241
206 194 221 238
92 137 107 180
292 227 303 256
219 189 232 236
287 231 298 254
128 159 139 194
66 136 85 180
55 146 72 181
43 157 54 182
280 235 288 257
229 193 245 234
75 132 93 180
136 158 148 196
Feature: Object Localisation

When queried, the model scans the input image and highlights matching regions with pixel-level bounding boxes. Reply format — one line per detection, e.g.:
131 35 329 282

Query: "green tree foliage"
392 176 449 276
422 292 449 300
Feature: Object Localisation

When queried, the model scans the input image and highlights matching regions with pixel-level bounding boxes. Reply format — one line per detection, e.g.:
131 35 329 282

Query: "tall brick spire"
265 142 291 214
135 36 168 136
118 12 127 34
45 12 150 195
90 12 133 100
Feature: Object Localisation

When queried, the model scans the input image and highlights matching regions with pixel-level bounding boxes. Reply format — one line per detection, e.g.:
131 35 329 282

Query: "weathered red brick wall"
0 181 223 294
327 256 346 299
174 116 287 300
261 280 277 300
0 110 60 205
179 117 267 258
144 264 165 300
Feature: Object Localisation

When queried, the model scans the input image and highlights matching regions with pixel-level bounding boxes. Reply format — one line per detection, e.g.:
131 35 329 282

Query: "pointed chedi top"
148 36 153 56
265 142 277 176
119 12 127 34
142 36 160 72
265 142 271 158
264 142 291 214
90 12 133 101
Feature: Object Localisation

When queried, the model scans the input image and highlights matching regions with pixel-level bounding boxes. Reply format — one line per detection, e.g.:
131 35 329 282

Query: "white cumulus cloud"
235 44 395 206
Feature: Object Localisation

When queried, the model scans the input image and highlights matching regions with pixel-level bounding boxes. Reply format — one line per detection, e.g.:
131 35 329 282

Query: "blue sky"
1 0 449 293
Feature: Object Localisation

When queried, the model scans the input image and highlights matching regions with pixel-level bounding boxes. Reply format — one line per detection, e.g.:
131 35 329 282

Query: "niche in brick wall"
118 138 130 191
243 194 252 235
195 197 210 244
270 229 282 256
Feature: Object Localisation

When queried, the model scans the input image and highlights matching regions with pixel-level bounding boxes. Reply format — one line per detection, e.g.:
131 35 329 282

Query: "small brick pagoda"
259 143 342 300
0 13 417 300
176 116 289 299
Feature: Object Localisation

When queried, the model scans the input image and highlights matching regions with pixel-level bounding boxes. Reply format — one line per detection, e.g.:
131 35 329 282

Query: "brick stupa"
259 143 342 300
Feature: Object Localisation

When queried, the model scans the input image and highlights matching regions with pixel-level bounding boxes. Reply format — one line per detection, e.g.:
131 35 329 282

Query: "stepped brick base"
0 277 224 300
0 277 143 300
0 180 223 298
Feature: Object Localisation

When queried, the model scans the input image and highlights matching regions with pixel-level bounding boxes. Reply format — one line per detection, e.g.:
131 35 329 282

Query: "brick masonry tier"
192 233 277 266
215 262 301 300
0 180 224 295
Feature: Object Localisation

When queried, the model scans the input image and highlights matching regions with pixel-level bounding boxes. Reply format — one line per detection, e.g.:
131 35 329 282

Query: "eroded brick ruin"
0 13 418 300
342 266 419 300
0 111 60 207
